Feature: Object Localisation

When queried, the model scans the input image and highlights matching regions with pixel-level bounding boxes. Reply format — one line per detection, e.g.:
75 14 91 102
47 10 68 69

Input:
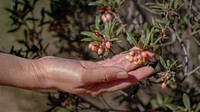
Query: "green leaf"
116 24 126 36
144 27 154 46
80 31 96 38
104 21 111 38
126 31 138 46
195 102 200 112
166 104 177 111
183 93 191 111
109 20 117 36
156 94 163 106
95 15 101 31
81 38 96 42
88 1 111 6
109 38 118 41
160 56 167 68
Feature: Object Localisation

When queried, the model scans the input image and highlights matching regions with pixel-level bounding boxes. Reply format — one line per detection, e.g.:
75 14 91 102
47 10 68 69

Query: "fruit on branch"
101 12 112 23
95 31 100 36
105 41 111 49
88 41 111 55
126 49 149 65
161 82 167 89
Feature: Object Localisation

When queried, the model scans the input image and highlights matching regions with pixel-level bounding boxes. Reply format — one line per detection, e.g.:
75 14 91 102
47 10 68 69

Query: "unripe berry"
98 48 103 55
161 82 167 89
105 41 111 49
88 43 93 50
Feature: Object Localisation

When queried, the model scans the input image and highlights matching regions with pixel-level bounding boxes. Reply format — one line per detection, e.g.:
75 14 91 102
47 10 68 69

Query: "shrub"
7 0 200 111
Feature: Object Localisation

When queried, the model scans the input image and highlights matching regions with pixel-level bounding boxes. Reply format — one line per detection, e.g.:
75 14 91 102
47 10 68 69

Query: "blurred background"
0 1 48 112
0 0 199 112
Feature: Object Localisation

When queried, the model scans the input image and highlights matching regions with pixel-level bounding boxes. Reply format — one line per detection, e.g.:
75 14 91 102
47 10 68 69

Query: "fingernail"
117 71 128 79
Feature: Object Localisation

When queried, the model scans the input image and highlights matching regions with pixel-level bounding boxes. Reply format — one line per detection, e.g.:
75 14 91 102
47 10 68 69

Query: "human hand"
36 56 128 97
93 49 155 95
35 49 155 97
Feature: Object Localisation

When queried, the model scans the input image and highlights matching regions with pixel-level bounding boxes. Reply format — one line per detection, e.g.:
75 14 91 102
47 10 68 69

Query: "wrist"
28 58 53 90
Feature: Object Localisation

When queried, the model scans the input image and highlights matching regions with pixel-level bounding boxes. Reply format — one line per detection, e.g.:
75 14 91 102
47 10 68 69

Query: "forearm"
0 53 45 89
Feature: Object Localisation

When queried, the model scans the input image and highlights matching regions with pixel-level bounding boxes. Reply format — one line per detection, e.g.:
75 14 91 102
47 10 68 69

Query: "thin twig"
170 24 189 74
187 65 200 75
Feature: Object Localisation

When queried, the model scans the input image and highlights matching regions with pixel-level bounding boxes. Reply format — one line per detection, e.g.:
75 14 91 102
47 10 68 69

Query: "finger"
82 66 128 84
88 66 155 96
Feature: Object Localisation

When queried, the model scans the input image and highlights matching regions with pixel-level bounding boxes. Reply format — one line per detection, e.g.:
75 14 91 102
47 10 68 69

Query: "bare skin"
0 51 155 97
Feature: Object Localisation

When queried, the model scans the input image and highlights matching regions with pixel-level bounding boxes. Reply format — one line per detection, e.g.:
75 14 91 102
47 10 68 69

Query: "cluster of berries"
88 32 111 55
98 6 112 23
125 49 148 65
160 72 168 89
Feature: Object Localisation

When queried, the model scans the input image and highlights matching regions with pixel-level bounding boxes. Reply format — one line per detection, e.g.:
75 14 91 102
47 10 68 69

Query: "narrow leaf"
160 56 167 68
95 15 101 31
116 24 126 36
166 104 176 111
195 102 200 112
126 31 138 46
81 38 96 42
183 93 191 111
80 31 97 39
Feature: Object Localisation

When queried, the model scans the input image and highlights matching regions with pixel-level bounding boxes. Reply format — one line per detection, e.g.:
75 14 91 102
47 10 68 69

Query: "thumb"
83 66 128 84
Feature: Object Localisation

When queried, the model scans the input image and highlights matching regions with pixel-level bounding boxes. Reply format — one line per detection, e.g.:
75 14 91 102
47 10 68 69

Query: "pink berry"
128 56 134 62
91 46 98 52
125 55 131 60
129 51 134 56
137 54 143 60
101 13 112 23
161 77 165 82
88 43 93 50
105 41 111 49
133 56 138 61
141 52 147 58
98 48 103 55
161 82 167 89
